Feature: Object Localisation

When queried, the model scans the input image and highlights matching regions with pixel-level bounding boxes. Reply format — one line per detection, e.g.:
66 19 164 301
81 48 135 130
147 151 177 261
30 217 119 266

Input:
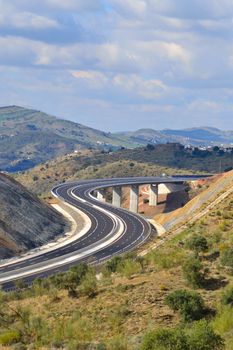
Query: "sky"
1 0 233 131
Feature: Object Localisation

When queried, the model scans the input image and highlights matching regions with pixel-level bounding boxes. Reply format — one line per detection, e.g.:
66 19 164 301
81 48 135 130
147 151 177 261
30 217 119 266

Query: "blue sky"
1 0 233 131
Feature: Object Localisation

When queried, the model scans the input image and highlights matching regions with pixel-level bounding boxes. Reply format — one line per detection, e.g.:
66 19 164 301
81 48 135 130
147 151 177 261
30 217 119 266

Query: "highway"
0 175 208 289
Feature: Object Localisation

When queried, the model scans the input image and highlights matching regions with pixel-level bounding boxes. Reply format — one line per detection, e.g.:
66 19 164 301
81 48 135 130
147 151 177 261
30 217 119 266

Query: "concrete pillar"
149 184 158 206
97 189 106 202
112 186 122 207
130 185 139 213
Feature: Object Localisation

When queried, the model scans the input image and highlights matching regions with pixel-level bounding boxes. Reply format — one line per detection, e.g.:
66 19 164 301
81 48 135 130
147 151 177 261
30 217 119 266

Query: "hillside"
16 143 233 199
1 106 233 173
15 149 196 198
117 127 233 146
0 106 136 172
0 173 69 259
1 171 233 349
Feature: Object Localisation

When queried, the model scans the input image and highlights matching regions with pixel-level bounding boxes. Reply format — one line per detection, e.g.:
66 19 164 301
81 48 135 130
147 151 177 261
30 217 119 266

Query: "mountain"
0 173 68 258
0 106 135 172
1 106 233 173
116 127 233 146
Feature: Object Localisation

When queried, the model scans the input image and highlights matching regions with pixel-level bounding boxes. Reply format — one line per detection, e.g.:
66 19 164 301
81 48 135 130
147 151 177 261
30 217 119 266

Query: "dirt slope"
155 171 233 230
0 173 69 259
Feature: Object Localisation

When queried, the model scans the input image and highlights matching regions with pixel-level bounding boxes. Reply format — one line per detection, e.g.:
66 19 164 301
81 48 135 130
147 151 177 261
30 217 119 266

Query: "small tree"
221 248 233 272
165 290 205 322
182 257 204 288
185 234 208 257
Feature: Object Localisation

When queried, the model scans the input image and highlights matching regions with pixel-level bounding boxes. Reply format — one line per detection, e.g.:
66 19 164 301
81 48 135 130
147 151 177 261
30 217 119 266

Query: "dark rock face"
0 174 69 259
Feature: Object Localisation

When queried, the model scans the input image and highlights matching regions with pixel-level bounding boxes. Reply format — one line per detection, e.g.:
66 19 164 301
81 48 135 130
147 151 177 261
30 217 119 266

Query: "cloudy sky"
1 0 233 131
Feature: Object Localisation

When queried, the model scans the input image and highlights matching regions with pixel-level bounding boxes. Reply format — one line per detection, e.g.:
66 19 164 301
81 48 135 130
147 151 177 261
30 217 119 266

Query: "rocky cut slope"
0 173 69 259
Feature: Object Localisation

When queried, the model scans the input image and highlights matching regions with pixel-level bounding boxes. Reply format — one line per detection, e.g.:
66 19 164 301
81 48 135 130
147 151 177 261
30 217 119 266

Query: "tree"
182 257 204 288
165 290 205 322
185 234 208 257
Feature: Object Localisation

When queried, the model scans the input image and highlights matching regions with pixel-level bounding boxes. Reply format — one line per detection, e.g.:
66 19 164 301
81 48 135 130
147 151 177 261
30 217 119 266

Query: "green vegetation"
221 286 233 306
141 321 223 350
0 171 233 348
221 248 233 273
165 290 205 322
182 256 204 288
185 234 208 257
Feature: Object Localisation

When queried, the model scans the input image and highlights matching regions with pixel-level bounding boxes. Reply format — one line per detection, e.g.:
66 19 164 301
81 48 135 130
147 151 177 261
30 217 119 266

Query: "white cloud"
110 0 147 18
71 70 108 88
113 74 167 99
0 11 59 29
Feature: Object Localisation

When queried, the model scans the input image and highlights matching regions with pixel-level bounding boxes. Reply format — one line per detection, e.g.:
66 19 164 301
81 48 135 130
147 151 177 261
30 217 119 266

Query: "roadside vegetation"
1 187 233 349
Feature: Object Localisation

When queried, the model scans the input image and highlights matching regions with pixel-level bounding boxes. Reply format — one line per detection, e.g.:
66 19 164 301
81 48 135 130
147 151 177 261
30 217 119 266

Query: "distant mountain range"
0 106 233 172
115 127 233 147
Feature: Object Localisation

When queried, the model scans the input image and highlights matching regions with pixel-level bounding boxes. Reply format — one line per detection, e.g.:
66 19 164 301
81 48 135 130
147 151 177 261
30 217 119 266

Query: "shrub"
182 257 204 288
148 249 185 270
185 234 208 256
140 322 223 350
79 273 97 298
221 286 233 306
119 258 142 278
165 290 205 322
187 320 224 350
108 336 128 350
221 248 233 271
140 328 188 350
105 256 123 273
0 331 21 345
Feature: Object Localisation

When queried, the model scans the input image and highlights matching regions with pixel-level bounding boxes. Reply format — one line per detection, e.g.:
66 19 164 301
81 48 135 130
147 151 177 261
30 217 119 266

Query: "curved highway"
0 175 208 290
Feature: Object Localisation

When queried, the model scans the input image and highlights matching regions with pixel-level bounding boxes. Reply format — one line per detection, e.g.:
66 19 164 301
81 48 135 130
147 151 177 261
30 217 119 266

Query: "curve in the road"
0 175 209 289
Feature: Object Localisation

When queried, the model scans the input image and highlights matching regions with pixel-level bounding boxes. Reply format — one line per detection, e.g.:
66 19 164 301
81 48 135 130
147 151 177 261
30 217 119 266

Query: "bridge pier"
112 186 122 207
130 185 139 213
149 184 159 206
97 189 106 202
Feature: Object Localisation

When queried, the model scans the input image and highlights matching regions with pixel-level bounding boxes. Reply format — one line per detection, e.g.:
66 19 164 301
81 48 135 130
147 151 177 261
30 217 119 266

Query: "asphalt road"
0 175 208 289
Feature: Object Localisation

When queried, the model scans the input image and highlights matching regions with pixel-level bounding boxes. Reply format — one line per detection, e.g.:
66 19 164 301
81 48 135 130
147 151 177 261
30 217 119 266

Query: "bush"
165 290 205 322
185 234 208 256
79 273 97 298
0 331 21 345
118 258 142 279
187 320 224 350
221 248 233 271
105 256 123 273
141 327 187 350
140 321 223 350
182 257 204 288
221 286 233 306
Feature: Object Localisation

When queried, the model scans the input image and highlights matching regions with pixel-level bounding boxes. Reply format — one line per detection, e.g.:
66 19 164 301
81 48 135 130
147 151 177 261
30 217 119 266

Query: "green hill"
17 142 233 199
